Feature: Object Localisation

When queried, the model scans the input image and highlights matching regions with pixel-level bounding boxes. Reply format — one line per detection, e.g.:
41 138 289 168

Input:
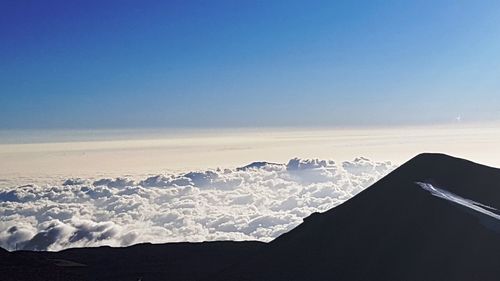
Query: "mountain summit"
4 153 500 281
213 153 500 280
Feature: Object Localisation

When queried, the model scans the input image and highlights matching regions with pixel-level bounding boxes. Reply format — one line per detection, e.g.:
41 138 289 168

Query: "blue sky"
1 0 500 129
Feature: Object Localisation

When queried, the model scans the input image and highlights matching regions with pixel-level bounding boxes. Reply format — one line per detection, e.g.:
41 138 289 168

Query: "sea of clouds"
0 157 395 251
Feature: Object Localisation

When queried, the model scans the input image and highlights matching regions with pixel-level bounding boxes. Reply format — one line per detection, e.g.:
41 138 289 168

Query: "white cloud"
0 157 395 251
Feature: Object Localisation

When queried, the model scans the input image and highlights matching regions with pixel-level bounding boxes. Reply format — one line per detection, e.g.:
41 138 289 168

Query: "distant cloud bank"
0 158 395 251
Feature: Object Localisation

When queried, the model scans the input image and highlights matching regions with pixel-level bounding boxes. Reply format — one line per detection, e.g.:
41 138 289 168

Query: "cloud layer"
0 157 394 251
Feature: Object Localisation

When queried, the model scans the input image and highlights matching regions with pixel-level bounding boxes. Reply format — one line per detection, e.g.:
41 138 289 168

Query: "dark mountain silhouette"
213 153 500 281
5 241 264 281
0 246 85 281
3 153 500 280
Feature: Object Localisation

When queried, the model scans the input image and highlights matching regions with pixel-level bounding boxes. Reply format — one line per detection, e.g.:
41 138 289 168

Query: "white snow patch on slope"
416 182 500 221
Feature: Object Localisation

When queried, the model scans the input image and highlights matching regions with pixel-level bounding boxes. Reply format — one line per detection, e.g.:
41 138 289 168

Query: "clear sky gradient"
1 0 500 129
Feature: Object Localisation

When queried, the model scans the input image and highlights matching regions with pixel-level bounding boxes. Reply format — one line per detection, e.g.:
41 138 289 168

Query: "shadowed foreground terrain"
1 241 264 281
3 153 500 280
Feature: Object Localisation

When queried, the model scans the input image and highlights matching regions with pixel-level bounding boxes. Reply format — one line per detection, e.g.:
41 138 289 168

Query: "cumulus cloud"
0 157 395 251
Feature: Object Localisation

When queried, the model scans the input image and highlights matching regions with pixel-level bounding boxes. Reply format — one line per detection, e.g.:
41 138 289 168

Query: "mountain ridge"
211 153 500 280
3 153 500 281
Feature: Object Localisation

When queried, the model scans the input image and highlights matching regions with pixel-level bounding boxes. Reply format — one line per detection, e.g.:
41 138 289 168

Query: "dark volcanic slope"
3 153 500 281
16 241 264 281
212 153 500 281
0 247 85 281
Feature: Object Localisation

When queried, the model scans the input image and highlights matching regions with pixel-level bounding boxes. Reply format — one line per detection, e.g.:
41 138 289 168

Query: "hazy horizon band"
1 124 499 187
